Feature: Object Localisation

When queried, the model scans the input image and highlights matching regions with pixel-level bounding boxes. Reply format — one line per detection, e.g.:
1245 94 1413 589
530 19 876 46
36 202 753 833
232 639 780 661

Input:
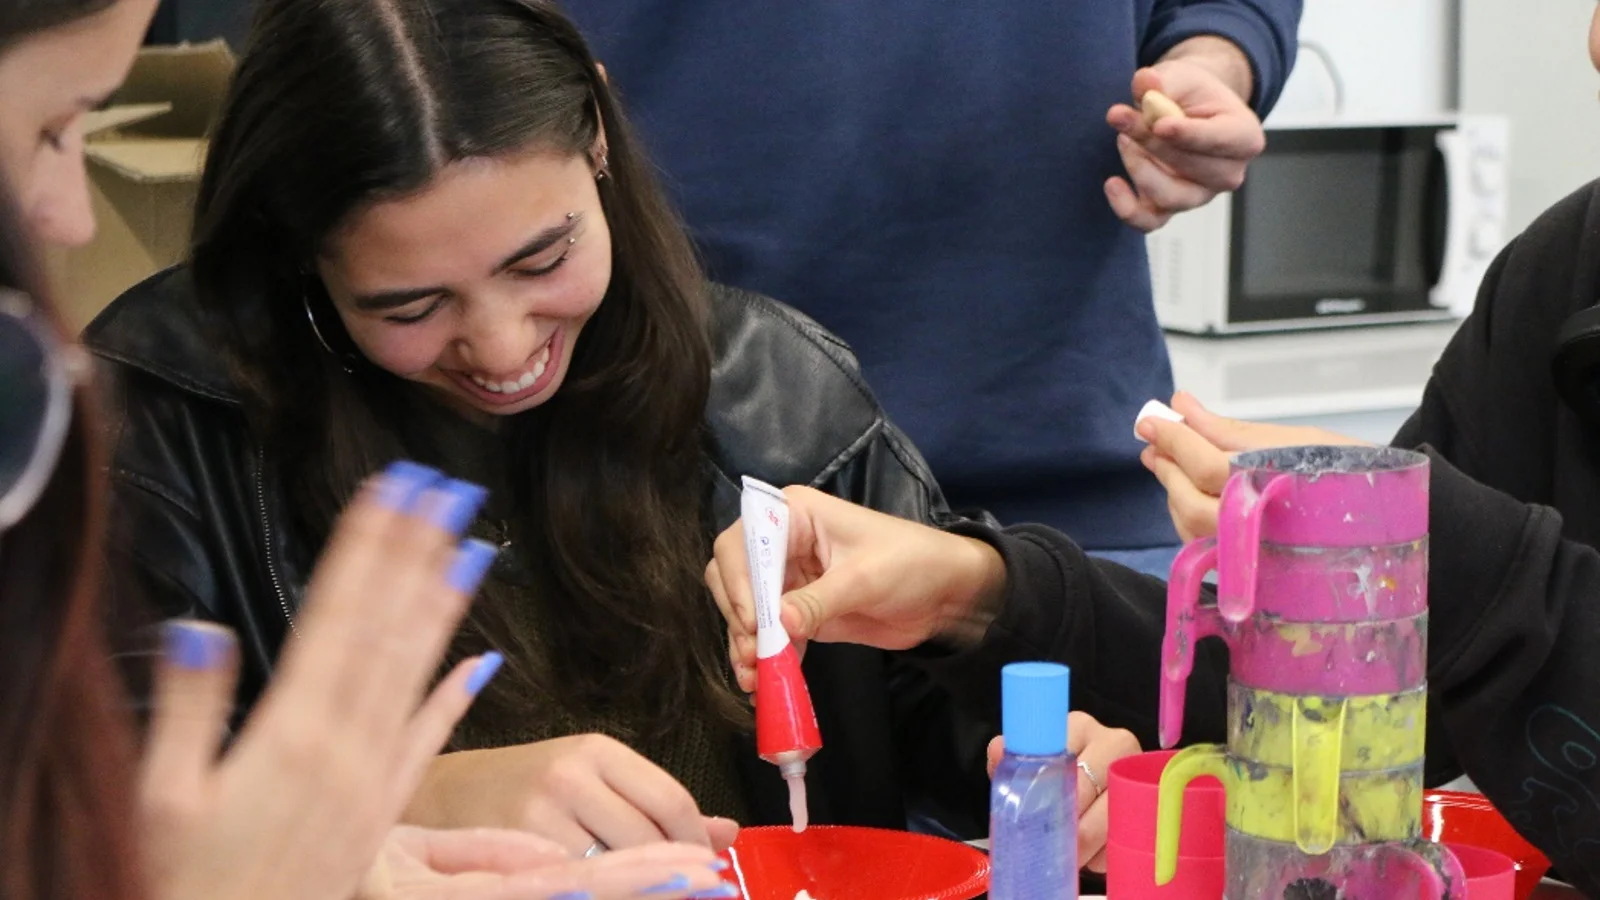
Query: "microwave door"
1226 126 1454 329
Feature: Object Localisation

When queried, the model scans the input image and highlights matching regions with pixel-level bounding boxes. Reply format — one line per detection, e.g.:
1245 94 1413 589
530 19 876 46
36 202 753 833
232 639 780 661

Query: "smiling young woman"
0 4 727 900
315 152 614 417
85 0 1017 855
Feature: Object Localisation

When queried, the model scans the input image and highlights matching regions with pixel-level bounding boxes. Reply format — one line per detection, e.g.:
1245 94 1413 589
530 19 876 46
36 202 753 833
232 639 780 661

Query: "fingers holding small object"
1139 88 1186 128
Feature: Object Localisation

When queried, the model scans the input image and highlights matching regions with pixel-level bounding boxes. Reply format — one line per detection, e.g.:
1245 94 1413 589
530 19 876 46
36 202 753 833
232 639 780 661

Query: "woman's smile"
445 328 564 406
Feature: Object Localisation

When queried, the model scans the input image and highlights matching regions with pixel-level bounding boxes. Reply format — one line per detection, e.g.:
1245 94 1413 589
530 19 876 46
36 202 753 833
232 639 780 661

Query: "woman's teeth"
469 344 551 394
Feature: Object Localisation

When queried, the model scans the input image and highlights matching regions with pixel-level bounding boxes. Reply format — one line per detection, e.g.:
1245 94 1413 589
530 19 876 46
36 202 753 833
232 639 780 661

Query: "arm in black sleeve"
916 522 1230 754
1420 450 1600 895
1386 185 1600 893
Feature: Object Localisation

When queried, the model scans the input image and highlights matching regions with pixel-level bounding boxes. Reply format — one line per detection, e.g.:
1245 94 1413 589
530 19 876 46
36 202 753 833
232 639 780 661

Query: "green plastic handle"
1155 743 1229 885
1291 696 1347 854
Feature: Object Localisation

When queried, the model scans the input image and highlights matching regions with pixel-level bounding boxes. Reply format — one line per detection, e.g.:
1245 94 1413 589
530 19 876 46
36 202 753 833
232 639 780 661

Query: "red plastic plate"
717 826 990 900
1423 791 1551 900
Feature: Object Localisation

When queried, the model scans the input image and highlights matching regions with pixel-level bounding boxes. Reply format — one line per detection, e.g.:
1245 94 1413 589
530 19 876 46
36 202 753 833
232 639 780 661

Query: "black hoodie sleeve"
1409 447 1600 895
1385 182 1600 896
916 523 1231 756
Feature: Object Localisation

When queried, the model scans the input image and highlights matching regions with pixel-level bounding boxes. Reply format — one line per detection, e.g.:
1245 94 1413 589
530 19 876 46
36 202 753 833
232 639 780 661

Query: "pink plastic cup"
1448 843 1516 900
1106 841 1224 899
1226 446 1431 550
1252 539 1429 622
1108 750 1226 858
1184 610 1429 695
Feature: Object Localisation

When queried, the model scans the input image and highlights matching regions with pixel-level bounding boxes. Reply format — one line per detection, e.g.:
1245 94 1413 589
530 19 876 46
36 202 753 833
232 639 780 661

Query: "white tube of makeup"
741 476 822 832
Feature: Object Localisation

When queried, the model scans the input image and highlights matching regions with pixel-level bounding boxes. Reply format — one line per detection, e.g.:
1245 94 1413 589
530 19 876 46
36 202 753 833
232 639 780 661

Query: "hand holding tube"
705 485 1006 692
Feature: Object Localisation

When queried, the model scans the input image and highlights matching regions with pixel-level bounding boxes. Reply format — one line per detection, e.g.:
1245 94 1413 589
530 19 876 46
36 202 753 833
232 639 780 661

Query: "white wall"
1271 0 1455 123
1460 0 1600 234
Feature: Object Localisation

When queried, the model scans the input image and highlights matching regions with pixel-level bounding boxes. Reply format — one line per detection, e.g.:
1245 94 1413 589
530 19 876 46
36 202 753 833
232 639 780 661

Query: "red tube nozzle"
756 644 822 766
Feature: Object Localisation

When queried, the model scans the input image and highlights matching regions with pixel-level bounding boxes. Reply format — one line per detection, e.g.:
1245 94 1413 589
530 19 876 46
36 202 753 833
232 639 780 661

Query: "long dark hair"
0 206 140 898
0 0 119 50
191 0 743 734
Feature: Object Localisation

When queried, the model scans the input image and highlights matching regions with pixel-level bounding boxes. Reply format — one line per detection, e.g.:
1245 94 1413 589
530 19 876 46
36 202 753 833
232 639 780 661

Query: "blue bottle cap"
1001 662 1071 756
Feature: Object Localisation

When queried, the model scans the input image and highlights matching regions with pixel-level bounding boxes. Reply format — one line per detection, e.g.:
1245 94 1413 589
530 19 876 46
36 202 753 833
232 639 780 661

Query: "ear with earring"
301 272 359 374
590 72 611 182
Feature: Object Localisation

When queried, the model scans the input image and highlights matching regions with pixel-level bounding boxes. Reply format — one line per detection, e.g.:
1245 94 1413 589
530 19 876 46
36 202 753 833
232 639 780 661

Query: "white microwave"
1148 116 1509 335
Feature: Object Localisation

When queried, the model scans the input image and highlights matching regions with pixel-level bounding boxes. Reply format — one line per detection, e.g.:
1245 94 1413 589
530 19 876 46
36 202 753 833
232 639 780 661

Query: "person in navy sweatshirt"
566 2 1302 575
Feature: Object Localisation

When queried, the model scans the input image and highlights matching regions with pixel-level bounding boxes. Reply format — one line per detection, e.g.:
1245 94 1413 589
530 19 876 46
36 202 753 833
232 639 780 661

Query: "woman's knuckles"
539 756 597 800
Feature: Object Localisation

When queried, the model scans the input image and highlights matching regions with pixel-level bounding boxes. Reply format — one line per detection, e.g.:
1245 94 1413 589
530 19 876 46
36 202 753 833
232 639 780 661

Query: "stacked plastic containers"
1154 446 1465 898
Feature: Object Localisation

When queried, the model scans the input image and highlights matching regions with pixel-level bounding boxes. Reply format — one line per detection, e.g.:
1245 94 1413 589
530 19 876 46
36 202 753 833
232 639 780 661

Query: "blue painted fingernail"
642 875 691 895
551 893 591 900
422 479 489 536
465 651 504 697
162 620 235 670
709 860 730 872
447 539 499 594
376 461 439 511
689 886 739 899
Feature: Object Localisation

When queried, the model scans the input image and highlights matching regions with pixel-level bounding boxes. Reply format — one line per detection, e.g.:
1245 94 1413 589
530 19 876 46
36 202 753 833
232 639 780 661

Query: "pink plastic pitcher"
1153 445 1459 898
1160 446 1431 748
1224 830 1465 899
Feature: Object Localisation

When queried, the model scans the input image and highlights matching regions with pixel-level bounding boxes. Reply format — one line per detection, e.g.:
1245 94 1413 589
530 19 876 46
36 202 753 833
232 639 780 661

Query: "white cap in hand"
1135 399 1184 442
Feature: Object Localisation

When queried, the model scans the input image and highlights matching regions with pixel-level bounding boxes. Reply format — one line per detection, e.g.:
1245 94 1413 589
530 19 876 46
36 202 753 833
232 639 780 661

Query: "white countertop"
1165 321 1463 421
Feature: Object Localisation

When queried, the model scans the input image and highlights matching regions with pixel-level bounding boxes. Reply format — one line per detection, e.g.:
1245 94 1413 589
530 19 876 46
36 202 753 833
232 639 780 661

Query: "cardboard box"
46 40 233 332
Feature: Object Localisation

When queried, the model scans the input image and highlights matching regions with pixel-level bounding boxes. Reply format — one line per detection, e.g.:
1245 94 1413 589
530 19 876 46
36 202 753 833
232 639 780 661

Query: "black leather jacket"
85 268 998 834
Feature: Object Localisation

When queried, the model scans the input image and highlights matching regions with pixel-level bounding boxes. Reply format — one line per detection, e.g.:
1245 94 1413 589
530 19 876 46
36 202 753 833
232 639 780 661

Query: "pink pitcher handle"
1160 537 1224 748
1216 471 1293 623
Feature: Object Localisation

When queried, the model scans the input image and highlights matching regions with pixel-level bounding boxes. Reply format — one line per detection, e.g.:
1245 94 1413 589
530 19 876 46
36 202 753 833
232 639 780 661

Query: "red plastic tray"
717 826 990 900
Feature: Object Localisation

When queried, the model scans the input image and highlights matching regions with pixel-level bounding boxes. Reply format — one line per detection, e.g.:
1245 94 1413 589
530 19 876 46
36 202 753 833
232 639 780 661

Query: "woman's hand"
1138 393 1368 540
705 486 1007 691
985 712 1140 874
406 734 741 857
139 462 504 900
358 825 728 900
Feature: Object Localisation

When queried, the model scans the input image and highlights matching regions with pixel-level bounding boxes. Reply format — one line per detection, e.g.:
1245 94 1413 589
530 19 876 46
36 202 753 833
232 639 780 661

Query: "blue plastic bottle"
990 662 1078 900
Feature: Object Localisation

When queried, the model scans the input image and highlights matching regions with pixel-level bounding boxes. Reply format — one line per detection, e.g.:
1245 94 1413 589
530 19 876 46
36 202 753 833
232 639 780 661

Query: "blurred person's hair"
0 192 142 900
0 5 142 899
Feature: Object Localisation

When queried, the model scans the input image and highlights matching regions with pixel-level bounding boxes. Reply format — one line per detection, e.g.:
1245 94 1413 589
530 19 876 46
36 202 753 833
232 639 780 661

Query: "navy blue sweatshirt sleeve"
1142 0 1303 112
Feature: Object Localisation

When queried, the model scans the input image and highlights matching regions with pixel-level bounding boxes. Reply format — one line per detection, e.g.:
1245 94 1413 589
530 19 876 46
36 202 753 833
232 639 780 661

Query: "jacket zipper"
255 444 297 635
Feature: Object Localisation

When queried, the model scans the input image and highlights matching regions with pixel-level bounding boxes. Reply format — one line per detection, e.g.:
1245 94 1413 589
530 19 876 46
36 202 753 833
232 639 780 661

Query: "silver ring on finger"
584 840 609 858
1077 759 1105 798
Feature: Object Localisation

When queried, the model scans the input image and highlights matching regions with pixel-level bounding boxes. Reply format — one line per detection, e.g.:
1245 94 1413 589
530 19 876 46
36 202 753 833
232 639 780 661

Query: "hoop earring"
303 290 356 374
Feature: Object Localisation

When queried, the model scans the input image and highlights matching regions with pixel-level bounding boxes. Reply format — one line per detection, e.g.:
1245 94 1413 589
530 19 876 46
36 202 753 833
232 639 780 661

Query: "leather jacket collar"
85 267 240 406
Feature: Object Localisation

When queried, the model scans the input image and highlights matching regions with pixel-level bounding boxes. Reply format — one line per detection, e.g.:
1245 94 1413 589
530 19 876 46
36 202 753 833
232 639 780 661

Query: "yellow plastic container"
1227 683 1427 769
1155 746 1426 883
